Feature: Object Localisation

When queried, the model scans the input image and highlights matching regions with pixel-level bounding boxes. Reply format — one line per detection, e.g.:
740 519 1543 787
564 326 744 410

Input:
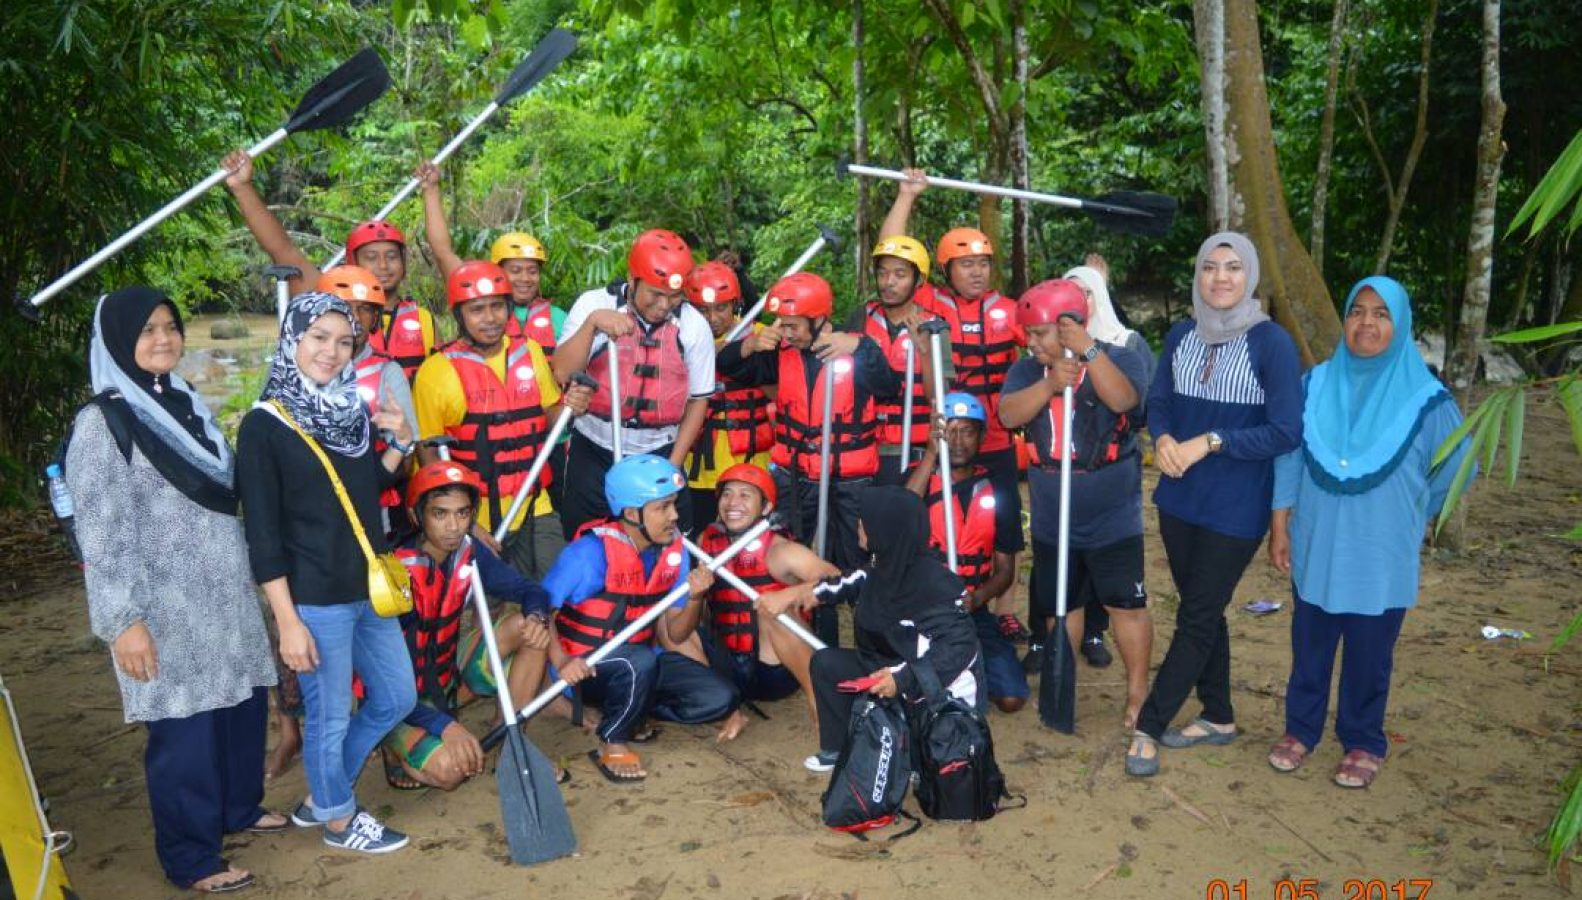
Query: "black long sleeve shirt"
716 334 902 403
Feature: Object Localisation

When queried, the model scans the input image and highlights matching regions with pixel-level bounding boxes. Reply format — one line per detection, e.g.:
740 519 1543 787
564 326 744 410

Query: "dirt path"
4 405 1579 899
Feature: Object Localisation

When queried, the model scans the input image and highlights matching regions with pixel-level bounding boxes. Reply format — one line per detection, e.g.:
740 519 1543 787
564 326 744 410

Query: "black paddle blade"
1081 190 1178 238
497 728 577 865
14 291 40 323
495 28 578 105
284 48 391 134
834 155 852 179
1038 616 1077 734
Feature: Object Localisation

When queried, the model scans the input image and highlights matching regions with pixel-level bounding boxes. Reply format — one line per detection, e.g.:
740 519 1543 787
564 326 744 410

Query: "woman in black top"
760 486 983 771
237 292 417 854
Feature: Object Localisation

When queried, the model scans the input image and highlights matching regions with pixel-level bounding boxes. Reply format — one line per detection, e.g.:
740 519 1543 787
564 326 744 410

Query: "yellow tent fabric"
0 674 73 899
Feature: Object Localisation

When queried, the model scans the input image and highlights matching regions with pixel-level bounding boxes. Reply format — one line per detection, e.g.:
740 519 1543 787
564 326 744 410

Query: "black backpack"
909 660 1019 822
821 695 919 838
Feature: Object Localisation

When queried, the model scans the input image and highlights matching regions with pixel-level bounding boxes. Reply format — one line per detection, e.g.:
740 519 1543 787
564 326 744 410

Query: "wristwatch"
1080 344 1102 363
387 436 414 456
1206 431 1224 454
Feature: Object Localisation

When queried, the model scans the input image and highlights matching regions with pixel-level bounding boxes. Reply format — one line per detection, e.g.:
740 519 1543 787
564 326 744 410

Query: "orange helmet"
345 220 407 257
406 460 484 512
935 227 994 265
446 260 511 307
1016 279 1088 328
316 265 387 306
684 261 742 307
717 463 776 508
765 272 833 320
628 229 695 290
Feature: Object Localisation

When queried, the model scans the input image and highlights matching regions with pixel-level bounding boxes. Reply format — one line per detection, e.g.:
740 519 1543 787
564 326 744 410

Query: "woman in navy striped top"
1126 232 1303 777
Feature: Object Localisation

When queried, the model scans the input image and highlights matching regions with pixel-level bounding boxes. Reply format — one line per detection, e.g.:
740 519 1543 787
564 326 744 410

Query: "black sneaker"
803 750 839 773
1082 636 1114 668
1022 643 1045 675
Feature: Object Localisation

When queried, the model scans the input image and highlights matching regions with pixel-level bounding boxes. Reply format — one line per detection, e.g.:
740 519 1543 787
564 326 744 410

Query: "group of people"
63 161 1471 892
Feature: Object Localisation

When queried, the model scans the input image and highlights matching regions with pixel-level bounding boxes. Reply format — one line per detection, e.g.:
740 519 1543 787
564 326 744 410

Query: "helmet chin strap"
622 509 663 546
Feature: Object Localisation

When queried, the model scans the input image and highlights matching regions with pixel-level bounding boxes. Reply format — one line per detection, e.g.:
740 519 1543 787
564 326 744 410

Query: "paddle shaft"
29 129 289 308
928 330 958 570
844 162 1088 212
898 338 916 470
813 362 835 559
607 338 624 462
490 404 575 544
1056 349 1074 620
322 101 502 269
463 551 522 727
504 518 772 726
680 537 827 651
723 232 831 344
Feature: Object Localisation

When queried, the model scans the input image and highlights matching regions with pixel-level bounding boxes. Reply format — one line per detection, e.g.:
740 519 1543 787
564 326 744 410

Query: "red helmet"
935 227 994 265
1016 279 1088 328
717 463 776 508
684 261 742 307
316 265 387 306
345 220 407 257
765 272 833 320
628 229 695 290
406 461 484 512
446 260 511 307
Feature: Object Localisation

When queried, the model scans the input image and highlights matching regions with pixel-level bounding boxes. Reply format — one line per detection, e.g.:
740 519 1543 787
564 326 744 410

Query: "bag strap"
851 809 922 843
265 400 380 569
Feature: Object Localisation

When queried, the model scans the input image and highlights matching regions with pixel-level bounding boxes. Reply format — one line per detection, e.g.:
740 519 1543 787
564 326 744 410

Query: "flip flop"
243 811 289 835
1160 718 1238 748
383 758 425 792
190 867 255 894
588 748 646 784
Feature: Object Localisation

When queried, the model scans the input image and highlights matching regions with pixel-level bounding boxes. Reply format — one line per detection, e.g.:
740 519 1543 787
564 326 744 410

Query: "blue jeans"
297 601 416 821
972 609 1029 701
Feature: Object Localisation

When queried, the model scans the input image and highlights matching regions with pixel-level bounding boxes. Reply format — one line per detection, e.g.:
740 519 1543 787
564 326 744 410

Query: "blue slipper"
1160 718 1238 748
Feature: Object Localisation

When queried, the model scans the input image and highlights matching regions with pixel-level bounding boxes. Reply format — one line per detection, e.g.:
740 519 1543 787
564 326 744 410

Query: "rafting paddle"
23 49 391 313
837 160 1178 239
322 28 578 268
724 225 842 344
1038 348 1078 734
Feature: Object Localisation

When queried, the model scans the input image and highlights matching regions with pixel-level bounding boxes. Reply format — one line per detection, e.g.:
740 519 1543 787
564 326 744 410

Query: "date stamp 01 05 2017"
1206 879 1435 900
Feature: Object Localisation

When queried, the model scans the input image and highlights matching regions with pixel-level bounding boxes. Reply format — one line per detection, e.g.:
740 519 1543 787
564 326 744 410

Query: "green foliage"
1508 128 1582 241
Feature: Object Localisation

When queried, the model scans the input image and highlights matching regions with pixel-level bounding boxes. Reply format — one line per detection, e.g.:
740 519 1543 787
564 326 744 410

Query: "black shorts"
1032 534 1148 614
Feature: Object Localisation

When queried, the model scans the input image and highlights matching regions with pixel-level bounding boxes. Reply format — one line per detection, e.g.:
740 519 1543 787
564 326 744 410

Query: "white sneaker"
803 750 838 773
323 810 409 854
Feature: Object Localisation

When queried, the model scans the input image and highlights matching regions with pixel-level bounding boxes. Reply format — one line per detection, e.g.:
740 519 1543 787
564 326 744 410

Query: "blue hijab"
1302 276 1448 493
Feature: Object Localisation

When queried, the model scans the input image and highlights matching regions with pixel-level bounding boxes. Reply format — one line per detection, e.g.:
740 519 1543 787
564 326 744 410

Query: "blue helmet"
605 454 686 516
942 392 987 424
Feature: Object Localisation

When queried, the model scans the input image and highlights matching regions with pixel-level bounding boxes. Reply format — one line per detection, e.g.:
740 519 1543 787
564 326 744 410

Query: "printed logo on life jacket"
961 323 983 334
514 365 535 383
402 318 421 330
357 384 377 403
666 551 683 567
873 724 894 803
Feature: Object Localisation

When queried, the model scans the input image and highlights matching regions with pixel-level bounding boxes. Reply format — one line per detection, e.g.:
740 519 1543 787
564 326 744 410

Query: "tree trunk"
1195 0 1231 231
853 0 870 297
1008 0 1031 296
1209 0 1342 365
1309 0 1348 273
1370 0 1438 274
1445 0 1506 400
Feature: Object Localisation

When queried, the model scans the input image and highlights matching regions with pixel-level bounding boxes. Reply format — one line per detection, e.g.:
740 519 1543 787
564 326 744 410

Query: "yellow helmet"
871 235 931 280
489 231 548 265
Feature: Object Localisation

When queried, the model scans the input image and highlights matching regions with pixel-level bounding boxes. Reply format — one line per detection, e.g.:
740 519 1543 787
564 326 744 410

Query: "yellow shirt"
687 328 771 490
412 336 561 529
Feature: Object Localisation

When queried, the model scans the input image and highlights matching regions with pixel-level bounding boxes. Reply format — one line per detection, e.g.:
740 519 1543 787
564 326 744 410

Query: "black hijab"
853 486 966 633
88 287 237 514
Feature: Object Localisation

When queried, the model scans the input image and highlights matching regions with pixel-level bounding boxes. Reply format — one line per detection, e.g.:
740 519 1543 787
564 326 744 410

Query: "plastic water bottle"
45 464 80 560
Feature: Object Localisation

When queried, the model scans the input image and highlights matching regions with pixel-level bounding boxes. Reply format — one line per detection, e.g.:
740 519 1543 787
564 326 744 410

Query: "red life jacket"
441 338 550 528
862 303 933 450
699 523 788 656
504 299 558 356
924 469 998 591
395 540 474 708
353 351 404 511
586 309 690 429
921 287 1022 453
556 521 686 656
1024 368 1137 473
770 348 880 478
694 371 773 476
369 299 431 381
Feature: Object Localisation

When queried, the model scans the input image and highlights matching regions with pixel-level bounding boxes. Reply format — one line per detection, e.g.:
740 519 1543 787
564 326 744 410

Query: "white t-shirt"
560 285 717 454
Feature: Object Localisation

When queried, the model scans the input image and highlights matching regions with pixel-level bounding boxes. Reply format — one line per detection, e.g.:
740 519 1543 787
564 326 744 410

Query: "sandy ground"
4 391 1580 900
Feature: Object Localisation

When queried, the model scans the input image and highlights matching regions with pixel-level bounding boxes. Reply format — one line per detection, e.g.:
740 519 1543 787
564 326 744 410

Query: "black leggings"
1135 512 1262 739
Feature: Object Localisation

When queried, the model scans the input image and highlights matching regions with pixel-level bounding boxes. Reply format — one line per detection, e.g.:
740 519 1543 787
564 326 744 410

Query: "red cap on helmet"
447 260 510 308
345 220 407 257
684 261 742 307
765 272 833 320
406 461 484 511
1016 279 1088 328
628 229 695 290
717 463 776 508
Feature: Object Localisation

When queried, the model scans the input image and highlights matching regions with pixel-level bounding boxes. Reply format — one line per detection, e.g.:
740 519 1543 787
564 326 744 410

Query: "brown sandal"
1333 749 1382 788
1267 735 1309 773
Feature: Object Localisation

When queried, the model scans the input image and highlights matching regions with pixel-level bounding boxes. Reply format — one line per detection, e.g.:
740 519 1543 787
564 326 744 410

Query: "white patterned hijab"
259 291 370 456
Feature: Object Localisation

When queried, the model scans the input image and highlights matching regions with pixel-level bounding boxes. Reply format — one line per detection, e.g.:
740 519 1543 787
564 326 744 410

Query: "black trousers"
772 468 870 646
558 430 692 540
145 687 268 887
810 648 871 753
1135 513 1262 739
579 645 738 743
